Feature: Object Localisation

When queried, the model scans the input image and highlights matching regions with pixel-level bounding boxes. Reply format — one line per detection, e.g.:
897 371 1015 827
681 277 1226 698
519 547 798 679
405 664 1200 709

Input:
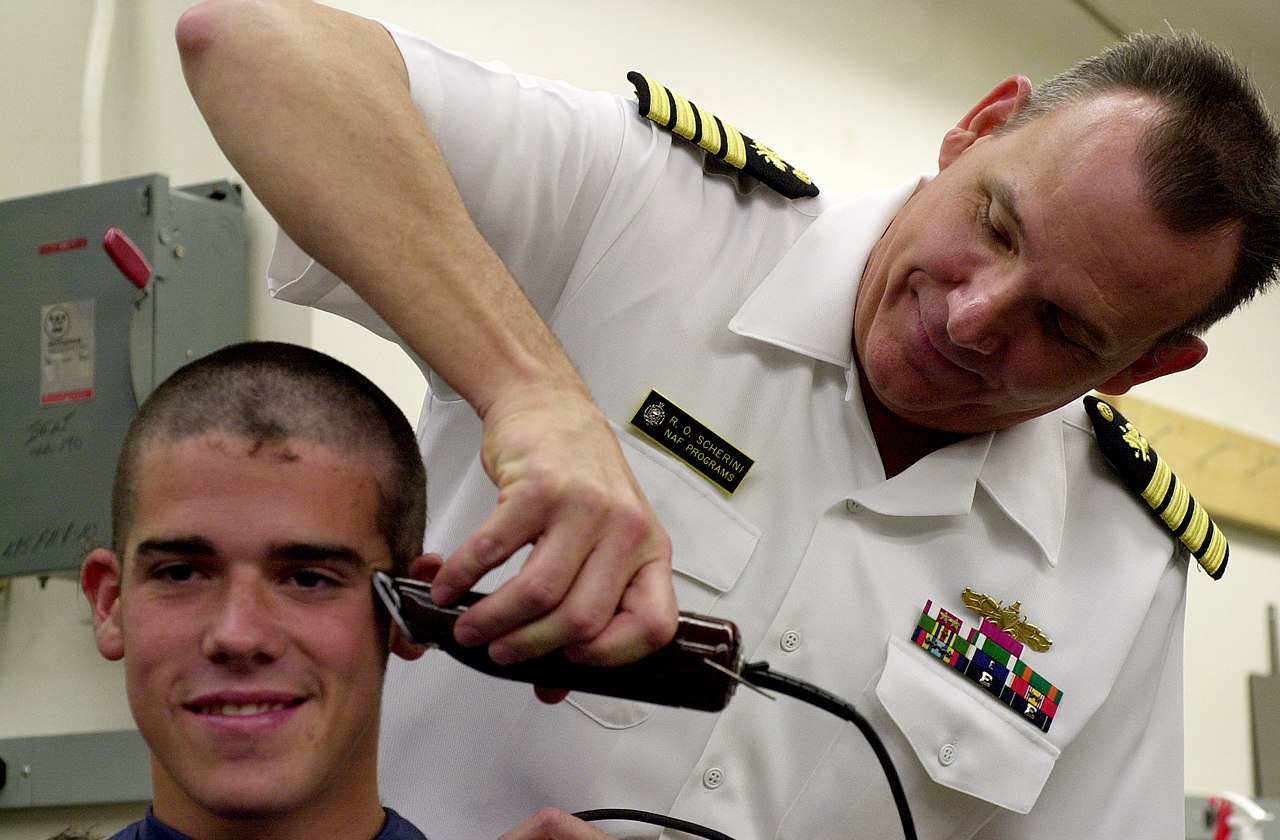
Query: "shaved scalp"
113 342 425 572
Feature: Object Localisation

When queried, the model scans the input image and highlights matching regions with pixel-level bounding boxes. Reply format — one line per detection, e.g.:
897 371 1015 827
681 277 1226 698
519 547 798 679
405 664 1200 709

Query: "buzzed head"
112 342 425 573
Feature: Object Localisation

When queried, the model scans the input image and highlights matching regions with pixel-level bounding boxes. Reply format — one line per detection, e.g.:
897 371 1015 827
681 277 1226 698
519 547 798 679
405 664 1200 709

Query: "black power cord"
741 662 917 840
574 661 917 840
573 809 737 840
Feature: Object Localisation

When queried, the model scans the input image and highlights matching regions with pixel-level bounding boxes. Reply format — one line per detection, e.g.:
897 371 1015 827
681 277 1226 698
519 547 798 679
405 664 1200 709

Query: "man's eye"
154 563 201 583
289 569 339 589
1051 309 1090 351
982 202 1013 250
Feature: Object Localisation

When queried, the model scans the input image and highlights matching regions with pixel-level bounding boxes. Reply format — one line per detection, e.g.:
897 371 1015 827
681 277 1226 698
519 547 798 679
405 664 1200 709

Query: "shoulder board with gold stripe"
1084 395 1228 579
627 71 818 200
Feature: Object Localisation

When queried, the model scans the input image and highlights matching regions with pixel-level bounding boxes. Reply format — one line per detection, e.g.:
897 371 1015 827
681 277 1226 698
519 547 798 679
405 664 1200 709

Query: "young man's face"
854 90 1239 434
82 433 419 833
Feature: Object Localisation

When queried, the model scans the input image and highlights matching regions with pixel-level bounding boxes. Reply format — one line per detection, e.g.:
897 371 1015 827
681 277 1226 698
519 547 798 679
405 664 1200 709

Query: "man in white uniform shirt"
177 2 1280 837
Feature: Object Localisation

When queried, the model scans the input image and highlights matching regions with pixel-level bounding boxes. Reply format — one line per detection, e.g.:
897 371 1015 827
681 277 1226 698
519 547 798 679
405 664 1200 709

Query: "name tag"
629 389 754 494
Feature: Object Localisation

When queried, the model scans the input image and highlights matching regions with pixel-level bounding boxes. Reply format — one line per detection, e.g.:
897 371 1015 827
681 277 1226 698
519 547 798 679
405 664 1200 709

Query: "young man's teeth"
208 702 286 716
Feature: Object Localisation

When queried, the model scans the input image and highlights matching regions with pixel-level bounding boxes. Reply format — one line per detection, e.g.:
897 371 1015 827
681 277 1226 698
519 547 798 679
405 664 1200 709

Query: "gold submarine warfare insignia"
961 587 1054 652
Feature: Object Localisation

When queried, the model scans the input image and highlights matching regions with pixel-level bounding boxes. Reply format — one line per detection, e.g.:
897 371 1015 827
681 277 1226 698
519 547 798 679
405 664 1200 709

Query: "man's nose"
945 270 1021 356
201 574 286 665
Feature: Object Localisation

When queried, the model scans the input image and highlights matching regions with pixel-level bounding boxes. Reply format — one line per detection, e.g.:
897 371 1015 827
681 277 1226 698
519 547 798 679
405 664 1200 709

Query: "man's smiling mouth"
187 697 307 716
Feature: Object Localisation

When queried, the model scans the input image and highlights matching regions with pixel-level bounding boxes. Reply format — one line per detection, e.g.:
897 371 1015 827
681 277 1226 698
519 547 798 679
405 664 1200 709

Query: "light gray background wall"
2 2 1278 837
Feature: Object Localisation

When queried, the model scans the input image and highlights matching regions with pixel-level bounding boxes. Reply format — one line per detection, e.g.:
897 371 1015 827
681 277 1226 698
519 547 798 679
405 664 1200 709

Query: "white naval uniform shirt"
269 23 1189 840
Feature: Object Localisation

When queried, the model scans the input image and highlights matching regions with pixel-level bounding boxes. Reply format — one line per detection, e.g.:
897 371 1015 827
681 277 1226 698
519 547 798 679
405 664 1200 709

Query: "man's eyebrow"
988 176 1121 356
272 543 367 566
989 178 1026 235
135 536 215 557
133 538 369 567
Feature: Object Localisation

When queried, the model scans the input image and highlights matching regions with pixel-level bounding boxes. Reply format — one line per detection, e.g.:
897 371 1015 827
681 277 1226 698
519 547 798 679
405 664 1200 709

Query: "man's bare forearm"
176 0 586 418
177 0 677 663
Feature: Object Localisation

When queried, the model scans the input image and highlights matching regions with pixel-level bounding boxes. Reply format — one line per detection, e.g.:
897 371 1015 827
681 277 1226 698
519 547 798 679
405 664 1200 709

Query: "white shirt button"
779 629 802 653
845 499 861 513
938 743 957 766
702 766 724 789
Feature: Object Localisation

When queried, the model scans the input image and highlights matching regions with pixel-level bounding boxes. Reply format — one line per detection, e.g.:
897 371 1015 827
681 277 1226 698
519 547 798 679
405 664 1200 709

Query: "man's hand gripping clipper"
373 571 743 711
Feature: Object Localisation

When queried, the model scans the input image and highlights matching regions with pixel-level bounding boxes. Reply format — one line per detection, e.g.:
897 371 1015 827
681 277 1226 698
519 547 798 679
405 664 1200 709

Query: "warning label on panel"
40 299 95 406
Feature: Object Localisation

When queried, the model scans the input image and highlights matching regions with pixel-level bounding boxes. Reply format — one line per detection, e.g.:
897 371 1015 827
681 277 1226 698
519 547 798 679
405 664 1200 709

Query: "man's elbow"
175 0 293 67
176 1 235 60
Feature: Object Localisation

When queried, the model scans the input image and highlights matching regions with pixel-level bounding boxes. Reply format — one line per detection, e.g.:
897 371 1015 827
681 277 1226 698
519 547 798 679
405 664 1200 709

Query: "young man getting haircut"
81 342 611 840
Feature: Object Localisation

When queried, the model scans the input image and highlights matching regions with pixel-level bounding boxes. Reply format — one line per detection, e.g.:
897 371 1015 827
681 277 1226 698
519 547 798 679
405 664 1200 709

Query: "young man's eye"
153 562 202 583
289 569 340 589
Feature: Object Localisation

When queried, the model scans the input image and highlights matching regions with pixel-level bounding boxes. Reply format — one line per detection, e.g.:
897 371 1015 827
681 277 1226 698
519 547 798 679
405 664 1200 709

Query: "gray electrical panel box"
0 174 248 578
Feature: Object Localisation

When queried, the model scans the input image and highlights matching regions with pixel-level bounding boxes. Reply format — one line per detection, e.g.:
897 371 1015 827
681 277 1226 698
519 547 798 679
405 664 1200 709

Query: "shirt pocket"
777 637 1061 840
877 635 1060 814
566 430 760 729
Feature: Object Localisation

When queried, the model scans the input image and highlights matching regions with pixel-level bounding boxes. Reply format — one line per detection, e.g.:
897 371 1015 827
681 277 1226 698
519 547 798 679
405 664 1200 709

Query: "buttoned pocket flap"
565 431 760 729
876 636 1060 814
619 431 759 600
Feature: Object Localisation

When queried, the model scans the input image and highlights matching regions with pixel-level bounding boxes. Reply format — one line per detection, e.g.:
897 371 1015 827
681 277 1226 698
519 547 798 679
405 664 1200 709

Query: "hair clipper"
372 571 742 711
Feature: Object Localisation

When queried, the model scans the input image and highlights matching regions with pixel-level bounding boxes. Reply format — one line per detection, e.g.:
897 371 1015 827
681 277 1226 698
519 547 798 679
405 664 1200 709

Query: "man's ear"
388 552 447 661
390 625 428 661
1096 335 1209 395
81 548 125 661
939 75 1033 170
408 552 444 583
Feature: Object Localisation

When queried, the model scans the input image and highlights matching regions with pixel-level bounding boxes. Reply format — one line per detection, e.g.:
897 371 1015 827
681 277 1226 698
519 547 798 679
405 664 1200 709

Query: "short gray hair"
1005 32 1280 337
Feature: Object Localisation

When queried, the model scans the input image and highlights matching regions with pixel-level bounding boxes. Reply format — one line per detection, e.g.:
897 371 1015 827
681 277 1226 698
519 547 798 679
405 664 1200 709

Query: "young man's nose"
201 575 287 665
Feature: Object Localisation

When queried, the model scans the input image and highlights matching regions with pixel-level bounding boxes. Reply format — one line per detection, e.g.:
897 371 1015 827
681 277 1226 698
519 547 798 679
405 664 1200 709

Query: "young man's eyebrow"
272 543 367 565
134 536 216 557
132 539 368 567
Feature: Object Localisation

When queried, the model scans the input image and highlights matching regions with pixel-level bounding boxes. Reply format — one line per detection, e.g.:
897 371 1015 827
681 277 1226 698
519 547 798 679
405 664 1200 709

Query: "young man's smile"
86 433 420 827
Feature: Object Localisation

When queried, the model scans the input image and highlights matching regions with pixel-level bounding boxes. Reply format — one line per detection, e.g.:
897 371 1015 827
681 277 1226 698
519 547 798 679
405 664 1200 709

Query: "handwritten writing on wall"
26 410 84 458
1 521 100 561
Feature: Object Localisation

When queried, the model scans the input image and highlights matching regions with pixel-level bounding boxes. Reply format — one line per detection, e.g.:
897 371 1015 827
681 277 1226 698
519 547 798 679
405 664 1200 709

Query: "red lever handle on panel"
103 226 152 290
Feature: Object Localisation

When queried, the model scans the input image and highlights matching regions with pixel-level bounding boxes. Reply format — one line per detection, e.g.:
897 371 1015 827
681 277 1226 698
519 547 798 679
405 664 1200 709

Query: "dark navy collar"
111 807 426 840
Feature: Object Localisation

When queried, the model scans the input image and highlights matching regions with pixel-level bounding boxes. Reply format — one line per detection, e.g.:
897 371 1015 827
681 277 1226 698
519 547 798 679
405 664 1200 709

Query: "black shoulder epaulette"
627 71 819 200
1084 395 1228 579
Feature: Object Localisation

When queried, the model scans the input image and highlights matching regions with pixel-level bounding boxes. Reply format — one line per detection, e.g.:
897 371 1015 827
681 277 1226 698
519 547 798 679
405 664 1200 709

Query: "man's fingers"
465 497 670 662
432 449 618 606
459 529 622 662
488 546 676 666
443 466 662 654
533 685 570 704
563 560 677 666
430 500 546 604
441 494 609 645
430 385 677 667
407 552 444 582
498 808 614 840
449 561 589 658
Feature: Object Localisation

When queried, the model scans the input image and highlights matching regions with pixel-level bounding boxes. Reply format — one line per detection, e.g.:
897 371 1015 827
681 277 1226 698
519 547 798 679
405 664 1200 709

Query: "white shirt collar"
980 412 1068 567
728 174 1066 567
727 176 924 366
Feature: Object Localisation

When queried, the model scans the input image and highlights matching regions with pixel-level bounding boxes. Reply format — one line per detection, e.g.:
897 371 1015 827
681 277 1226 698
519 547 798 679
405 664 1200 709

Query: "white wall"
0 2 1277 836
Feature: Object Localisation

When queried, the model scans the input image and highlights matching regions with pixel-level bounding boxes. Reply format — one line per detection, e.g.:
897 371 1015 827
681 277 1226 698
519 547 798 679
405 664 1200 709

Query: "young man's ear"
408 552 444 583
81 548 125 661
939 75 1033 170
388 553 446 661
1096 335 1209 395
